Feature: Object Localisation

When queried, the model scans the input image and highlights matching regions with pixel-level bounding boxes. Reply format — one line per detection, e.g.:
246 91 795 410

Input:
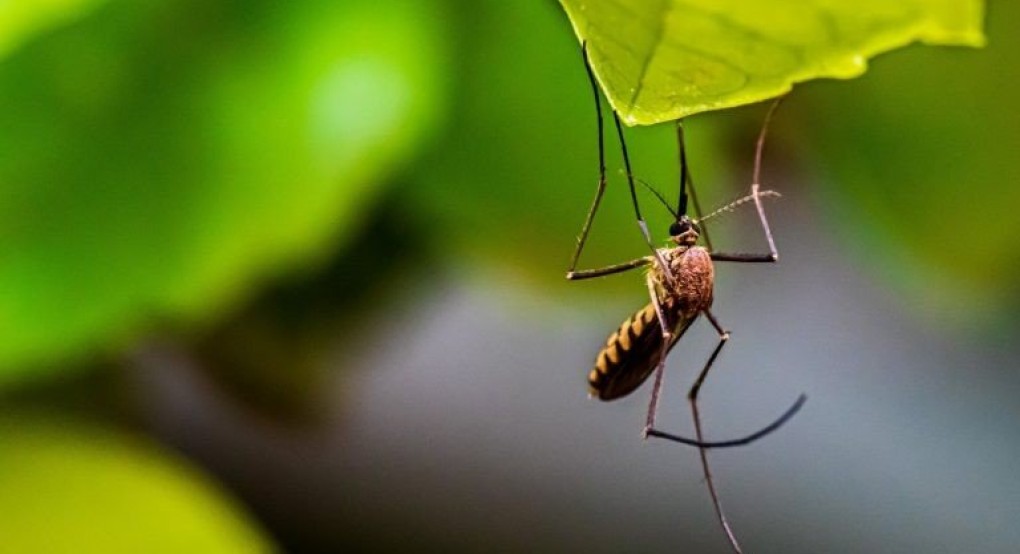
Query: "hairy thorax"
652 246 714 318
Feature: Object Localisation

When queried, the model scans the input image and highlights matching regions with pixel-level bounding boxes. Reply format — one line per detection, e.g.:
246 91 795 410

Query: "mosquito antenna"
631 175 679 219
697 190 781 224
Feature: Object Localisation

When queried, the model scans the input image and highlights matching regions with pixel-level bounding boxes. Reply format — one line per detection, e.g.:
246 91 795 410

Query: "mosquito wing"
588 302 694 401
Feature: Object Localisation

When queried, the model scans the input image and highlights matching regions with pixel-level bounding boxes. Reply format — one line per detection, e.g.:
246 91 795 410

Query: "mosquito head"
668 215 700 246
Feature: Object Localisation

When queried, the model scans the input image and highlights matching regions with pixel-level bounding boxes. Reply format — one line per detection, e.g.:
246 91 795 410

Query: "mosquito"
567 43 807 554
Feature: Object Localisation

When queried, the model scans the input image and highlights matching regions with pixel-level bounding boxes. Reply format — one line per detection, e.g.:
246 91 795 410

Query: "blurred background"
1 1 1018 553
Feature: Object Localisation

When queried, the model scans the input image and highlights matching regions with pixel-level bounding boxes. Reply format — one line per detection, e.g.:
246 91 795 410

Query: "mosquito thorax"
668 216 700 246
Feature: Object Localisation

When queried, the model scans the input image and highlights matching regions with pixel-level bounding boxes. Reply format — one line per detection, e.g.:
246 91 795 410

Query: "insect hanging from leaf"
567 42 806 554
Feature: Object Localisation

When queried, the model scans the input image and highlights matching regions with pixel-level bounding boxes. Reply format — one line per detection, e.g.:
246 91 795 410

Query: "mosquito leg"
567 42 610 276
676 120 714 250
688 309 743 554
643 304 806 447
676 120 690 216
750 181 779 260
614 112 673 285
708 182 780 263
567 41 669 282
708 99 785 265
693 308 730 395
637 273 750 449
642 274 672 438
686 170 713 251
750 99 783 259
646 395 806 448
567 256 651 281
708 180 780 263
710 252 776 263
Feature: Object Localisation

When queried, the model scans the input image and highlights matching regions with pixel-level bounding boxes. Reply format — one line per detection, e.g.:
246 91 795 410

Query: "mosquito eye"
669 222 685 236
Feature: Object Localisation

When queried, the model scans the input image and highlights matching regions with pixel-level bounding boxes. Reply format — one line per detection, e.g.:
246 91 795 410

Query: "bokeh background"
1 1 1018 553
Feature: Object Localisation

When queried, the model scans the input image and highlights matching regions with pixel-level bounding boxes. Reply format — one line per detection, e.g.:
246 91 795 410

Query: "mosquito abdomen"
589 302 676 401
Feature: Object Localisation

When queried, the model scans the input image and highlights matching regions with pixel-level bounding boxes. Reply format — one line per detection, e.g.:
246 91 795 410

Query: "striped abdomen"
588 301 692 401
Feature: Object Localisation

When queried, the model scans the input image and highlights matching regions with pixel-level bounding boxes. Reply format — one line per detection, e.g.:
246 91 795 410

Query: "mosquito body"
568 43 805 554
588 217 710 401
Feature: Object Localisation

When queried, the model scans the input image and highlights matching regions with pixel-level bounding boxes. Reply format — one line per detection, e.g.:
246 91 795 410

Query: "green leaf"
0 0 447 384
0 414 272 553
0 0 109 60
559 0 985 124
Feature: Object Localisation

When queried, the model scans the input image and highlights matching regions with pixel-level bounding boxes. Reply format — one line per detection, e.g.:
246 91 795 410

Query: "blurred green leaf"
0 0 108 60
795 1 1018 325
0 0 447 384
560 0 985 124
0 414 271 553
